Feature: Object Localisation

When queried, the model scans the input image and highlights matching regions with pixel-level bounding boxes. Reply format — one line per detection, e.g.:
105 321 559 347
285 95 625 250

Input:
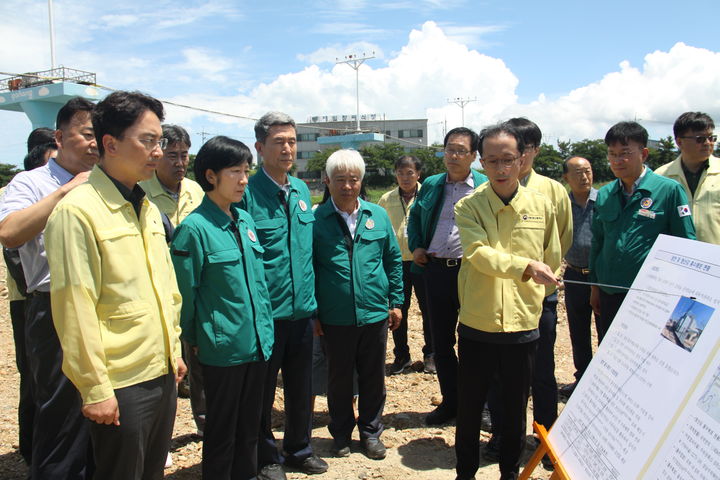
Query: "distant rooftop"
1 67 96 93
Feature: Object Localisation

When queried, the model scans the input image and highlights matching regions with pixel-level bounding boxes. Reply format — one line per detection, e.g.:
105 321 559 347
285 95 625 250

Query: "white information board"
548 234 720 480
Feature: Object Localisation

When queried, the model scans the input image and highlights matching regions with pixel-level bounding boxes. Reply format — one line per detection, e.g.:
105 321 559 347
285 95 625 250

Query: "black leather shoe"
333 444 351 457
425 405 456 425
257 463 287 480
285 454 328 474
361 437 387 459
559 382 577 399
389 356 412 375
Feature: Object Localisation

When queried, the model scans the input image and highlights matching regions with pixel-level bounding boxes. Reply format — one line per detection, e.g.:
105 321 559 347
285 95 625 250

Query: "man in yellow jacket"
507 117 572 454
655 112 718 245
454 122 561 480
46 91 186 480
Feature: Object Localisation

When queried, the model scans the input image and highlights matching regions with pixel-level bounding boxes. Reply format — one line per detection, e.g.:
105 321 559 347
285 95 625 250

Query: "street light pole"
447 97 477 127
336 52 375 132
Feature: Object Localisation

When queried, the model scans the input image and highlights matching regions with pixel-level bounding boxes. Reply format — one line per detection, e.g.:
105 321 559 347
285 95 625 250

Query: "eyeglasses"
482 156 519 169
135 137 168 151
607 150 641 162
679 135 717 144
444 148 472 158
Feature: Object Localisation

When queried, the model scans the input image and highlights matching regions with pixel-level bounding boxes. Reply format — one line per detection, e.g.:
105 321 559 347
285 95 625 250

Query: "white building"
295 114 428 178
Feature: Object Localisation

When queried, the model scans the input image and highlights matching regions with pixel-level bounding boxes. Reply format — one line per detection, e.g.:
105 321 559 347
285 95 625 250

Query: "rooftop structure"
0 67 101 129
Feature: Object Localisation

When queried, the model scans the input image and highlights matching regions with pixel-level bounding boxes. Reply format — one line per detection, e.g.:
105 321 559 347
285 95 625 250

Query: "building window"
297 151 314 159
298 133 320 142
398 129 423 139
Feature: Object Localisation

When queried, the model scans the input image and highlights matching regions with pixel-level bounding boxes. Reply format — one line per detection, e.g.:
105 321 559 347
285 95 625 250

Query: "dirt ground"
0 265 586 480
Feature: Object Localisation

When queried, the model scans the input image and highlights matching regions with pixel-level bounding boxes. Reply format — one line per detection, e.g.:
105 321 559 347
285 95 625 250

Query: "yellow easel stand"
519 422 570 480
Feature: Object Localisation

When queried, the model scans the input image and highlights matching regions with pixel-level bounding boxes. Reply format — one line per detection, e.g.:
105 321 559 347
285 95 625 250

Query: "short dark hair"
477 122 526 157
506 117 542 147
162 124 191 149
194 136 252 192
56 97 95 131
27 127 56 153
254 111 296 144
395 155 422 171
443 127 478 151
92 91 164 157
24 143 56 171
673 112 715 138
604 121 648 147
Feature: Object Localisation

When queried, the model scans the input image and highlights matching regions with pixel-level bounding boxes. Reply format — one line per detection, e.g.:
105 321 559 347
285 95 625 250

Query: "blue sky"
1 0 718 165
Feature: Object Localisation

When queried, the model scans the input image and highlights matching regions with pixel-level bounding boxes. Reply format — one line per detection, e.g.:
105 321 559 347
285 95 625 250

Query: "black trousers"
10 298 33 465
322 320 388 447
455 336 537 480
423 260 461 411
203 361 267 480
258 317 314 467
564 268 596 380
25 292 93 479
392 260 432 361
90 371 176 480
531 294 558 428
182 340 206 432
597 291 627 343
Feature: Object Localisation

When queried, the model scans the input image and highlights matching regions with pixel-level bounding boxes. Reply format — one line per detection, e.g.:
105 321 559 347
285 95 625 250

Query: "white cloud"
164 23 720 151
494 43 720 144
440 24 507 48
298 42 384 64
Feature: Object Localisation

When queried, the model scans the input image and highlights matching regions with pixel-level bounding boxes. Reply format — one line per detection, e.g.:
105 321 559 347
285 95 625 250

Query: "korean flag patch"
677 205 691 217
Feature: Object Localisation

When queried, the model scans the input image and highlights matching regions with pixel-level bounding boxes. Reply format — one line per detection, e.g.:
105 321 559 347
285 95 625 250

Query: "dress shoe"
559 382 577 399
361 437 387 460
423 355 437 374
333 444 351 457
389 356 412 375
285 454 328 474
425 405 456 425
258 463 287 480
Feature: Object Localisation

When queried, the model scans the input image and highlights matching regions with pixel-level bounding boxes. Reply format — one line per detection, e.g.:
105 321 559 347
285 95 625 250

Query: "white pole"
355 67 360 132
336 52 375 133
48 0 56 69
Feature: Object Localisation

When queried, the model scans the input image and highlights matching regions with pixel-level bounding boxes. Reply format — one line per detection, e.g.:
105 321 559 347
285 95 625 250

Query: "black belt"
566 263 590 275
26 290 50 298
429 257 461 268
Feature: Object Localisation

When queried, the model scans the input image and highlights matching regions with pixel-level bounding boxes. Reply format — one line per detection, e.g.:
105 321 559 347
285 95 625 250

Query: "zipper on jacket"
278 190 296 319
230 219 263 360
334 212 358 326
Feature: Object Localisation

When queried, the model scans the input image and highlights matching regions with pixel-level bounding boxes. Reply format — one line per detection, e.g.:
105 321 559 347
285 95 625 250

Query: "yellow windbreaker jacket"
46 166 182 404
455 184 561 333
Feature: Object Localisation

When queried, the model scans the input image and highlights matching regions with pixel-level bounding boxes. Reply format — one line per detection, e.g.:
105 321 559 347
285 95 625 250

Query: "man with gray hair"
313 149 403 460
241 112 328 479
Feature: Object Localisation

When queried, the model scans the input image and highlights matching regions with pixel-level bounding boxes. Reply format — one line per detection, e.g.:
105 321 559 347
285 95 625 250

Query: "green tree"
533 144 564 180
186 154 197 181
306 147 340 174
0 163 21 187
647 136 677 171
556 140 572 159
567 139 611 182
412 145 445 178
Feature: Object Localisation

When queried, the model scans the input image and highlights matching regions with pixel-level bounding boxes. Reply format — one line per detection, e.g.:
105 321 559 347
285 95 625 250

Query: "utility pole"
447 97 477 127
48 0 56 68
336 52 375 132
198 129 214 144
